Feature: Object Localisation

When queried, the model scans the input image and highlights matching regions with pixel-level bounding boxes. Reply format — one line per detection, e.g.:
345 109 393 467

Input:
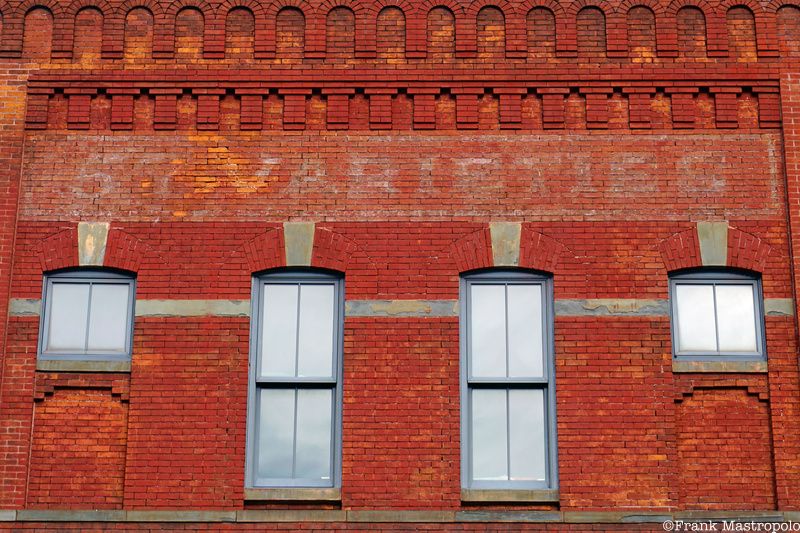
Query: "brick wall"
1 0 800 529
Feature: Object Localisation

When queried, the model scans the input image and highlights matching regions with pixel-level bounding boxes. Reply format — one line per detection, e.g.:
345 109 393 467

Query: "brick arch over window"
448 228 493 272
31 227 153 273
311 227 365 272
657 225 773 272
242 227 286 273
518 226 568 273
103 229 152 273
242 225 376 275
448 226 567 272
33 228 79 273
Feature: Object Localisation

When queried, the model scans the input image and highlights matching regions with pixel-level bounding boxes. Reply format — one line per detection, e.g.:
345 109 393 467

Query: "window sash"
465 280 549 383
39 272 135 361
461 272 557 491
246 272 344 489
252 385 337 487
467 384 552 488
670 274 765 360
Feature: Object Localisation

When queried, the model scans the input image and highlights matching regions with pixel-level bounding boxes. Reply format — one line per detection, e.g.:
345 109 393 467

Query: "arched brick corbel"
242 226 286 273
658 222 773 272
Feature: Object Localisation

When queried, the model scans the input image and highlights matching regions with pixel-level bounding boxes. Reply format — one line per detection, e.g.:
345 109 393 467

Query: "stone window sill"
672 360 767 373
37 359 131 373
244 488 341 502
460 489 559 503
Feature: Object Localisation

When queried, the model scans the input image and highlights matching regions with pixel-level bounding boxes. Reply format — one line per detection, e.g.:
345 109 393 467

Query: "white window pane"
261 284 298 377
47 283 90 352
675 284 717 352
294 389 333 481
257 389 295 479
297 284 336 378
470 284 507 378
509 389 547 481
507 285 544 378
87 284 130 352
715 285 758 352
471 389 508 481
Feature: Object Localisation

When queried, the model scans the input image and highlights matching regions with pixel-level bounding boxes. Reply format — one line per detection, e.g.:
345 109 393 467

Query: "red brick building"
1 0 800 530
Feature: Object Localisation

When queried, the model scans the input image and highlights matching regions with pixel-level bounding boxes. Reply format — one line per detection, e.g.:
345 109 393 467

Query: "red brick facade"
1 0 800 529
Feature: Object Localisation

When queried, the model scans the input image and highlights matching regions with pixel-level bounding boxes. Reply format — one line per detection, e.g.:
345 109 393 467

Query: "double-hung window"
38 269 135 362
669 270 765 360
461 270 558 491
246 270 344 489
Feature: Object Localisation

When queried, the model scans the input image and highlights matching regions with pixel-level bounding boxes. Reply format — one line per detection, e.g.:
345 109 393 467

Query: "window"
38 270 135 361
669 270 765 360
461 270 558 491
246 270 344 488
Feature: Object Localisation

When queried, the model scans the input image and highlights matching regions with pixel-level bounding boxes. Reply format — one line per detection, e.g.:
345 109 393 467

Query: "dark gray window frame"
459 269 559 491
38 269 136 362
245 269 344 489
669 269 766 361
